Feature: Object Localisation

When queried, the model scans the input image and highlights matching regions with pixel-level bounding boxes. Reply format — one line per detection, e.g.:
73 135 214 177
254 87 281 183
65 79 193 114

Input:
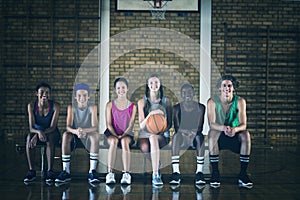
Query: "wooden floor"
1 138 300 200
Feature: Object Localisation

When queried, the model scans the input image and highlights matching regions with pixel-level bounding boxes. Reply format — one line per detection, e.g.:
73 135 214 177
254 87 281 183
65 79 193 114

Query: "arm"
172 104 180 133
138 99 147 129
207 98 227 132
105 101 119 137
27 103 40 135
138 98 165 129
44 102 60 135
27 103 43 145
81 104 99 135
196 103 206 134
165 98 173 131
231 97 247 135
122 104 137 137
66 104 79 136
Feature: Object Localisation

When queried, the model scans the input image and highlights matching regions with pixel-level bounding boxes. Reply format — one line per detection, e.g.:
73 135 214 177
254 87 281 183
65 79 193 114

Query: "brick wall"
1 0 99 142
1 0 299 144
109 1 201 135
211 0 300 143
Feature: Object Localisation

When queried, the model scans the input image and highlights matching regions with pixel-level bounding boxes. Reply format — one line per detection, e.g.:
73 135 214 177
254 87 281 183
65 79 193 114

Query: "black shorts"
173 132 204 148
104 128 135 148
29 128 60 147
218 131 241 154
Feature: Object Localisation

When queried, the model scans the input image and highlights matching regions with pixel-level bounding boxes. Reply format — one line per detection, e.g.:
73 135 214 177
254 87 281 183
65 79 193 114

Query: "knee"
26 134 32 143
240 131 251 144
172 133 179 142
195 134 204 145
121 139 130 151
62 132 72 143
208 130 219 142
108 137 118 146
139 142 149 153
149 134 158 143
90 132 100 141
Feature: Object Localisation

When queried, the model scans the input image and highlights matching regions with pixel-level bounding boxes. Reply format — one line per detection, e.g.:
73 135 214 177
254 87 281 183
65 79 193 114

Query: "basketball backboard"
116 0 199 11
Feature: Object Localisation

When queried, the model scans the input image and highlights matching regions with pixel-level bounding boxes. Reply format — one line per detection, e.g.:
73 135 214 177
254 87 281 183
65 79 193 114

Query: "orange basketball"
146 114 167 134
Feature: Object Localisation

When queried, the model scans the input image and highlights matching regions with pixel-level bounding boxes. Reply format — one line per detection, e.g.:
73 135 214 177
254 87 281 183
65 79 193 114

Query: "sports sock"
172 156 180 173
209 154 219 173
62 155 71 173
89 153 99 173
196 156 204 173
240 154 249 175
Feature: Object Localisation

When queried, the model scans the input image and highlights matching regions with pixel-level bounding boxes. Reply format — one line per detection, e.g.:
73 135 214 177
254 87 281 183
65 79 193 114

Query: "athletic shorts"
173 131 204 148
71 134 89 152
29 128 60 146
136 133 169 150
104 128 135 148
218 131 241 154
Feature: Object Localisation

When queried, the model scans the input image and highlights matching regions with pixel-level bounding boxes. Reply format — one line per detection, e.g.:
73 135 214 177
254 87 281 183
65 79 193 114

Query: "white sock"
196 156 204 173
172 156 180 173
62 155 71 173
89 153 98 173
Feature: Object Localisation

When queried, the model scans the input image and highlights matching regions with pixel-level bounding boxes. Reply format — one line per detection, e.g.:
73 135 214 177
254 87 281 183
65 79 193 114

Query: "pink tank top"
112 100 134 136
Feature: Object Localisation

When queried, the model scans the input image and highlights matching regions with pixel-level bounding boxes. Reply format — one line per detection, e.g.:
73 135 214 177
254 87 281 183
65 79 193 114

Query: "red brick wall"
1 0 299 144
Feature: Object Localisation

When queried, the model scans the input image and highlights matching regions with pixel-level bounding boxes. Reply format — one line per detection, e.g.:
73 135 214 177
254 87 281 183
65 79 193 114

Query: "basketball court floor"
1 138 299 200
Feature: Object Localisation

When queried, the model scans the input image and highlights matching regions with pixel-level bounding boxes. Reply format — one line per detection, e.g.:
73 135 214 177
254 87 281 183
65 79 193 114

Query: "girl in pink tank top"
104 78 137 185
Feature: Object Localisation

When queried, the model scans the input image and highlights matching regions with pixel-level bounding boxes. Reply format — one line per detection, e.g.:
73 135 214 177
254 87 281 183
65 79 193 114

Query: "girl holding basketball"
104 78 137 185
137 73 172 186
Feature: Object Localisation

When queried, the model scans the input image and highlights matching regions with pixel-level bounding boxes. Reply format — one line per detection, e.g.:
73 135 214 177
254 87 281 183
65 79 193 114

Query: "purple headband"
74 83 90 95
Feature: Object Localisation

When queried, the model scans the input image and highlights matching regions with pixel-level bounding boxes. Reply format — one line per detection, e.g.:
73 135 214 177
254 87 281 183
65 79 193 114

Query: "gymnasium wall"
1 0 100 142
1 0 299 145
210 0 300 144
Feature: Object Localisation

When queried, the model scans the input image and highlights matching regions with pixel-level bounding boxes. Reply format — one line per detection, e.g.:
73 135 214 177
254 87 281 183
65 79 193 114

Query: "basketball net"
147 0 168 20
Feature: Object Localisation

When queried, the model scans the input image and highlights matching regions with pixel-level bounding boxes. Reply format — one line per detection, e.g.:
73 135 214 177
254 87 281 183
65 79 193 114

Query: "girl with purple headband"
55 83 100 186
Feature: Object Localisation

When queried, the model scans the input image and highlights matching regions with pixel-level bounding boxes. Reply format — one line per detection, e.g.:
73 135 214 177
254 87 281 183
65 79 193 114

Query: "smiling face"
75 89 89 109
115 81 128 98
147 76 161 93
220 79 234 101
36 86 50 105
181 86 194 102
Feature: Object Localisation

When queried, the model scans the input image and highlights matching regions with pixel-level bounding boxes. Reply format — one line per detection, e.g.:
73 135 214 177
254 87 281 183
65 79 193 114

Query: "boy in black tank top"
170 83 206 190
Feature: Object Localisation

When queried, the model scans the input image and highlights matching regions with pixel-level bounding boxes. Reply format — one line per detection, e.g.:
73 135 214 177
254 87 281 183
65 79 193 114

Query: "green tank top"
213 94 239 127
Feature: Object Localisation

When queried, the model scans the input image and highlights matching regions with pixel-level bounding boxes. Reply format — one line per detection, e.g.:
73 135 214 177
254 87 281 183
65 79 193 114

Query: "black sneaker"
55 170 71 183
195 172 206 185
210 171 220 188
88 170 100 184
195 184 205 193
238 173 253 188
46 170 56 182
169 172 181 185
24 170 36 183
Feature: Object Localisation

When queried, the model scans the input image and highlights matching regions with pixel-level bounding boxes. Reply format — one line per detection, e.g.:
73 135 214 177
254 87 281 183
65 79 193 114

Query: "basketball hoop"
146 0 169 20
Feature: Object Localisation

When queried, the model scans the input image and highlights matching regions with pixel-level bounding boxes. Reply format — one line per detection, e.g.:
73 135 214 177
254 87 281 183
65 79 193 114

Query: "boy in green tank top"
207 75 253 188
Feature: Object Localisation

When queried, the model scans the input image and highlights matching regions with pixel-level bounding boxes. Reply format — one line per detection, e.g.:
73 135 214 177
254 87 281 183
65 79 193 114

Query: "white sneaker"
120 172 131 185
105 185 115 195
106 172 116 185
121 185 131 195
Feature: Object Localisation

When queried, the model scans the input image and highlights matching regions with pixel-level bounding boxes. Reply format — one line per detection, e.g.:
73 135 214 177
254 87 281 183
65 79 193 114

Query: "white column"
99 0 110 134
200 0 211 135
